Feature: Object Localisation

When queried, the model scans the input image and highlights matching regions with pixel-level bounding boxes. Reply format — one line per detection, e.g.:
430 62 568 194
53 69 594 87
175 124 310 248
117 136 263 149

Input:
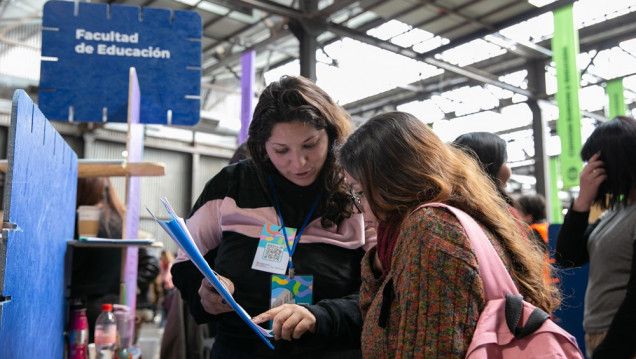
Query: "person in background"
229 141 250 164
158 249 175 327
516 193 557 286
452 131 515 208
71 177 160 344
71 177 125 343
338 111 558 358
555 116 636 359
171 75 376 358
133 246 161 344
517 193 549 251
453 132 549 260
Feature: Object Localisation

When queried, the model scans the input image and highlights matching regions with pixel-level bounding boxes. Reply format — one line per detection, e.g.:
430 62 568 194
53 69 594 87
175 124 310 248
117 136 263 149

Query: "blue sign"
39 1 201 125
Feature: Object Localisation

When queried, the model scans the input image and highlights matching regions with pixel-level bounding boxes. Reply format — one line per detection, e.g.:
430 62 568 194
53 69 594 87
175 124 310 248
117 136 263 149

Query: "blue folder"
147 198 274 349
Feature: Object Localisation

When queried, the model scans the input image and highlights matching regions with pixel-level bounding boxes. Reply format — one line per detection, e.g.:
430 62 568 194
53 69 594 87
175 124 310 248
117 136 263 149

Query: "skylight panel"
484 35 517 50
623 74 636 92
174 0 200 6
499 70 528 89
588 47 636 80
439 39 506 67
620 38 636 55
575 0 636 27
433 111 510 142
446 86 499 116
501 104 533 132
528 0 557 6
431 94 455 114
579 85 607 112
0 44 41 81
341 11 377 28
391 27 433 48
485 84 514 100
308 38 443 104
511 93 529 103
545 67 557 96
226 9 261 24
367 20 410 41
499 13 553 43
196 1 230 15
397 100 445 124
412 36 449 54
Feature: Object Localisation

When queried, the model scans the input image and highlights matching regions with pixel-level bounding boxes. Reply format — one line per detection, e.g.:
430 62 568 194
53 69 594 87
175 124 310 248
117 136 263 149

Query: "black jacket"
172 160 371 358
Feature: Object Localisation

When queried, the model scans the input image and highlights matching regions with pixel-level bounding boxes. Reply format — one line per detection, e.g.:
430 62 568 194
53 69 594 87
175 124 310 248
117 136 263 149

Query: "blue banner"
39 1 201 125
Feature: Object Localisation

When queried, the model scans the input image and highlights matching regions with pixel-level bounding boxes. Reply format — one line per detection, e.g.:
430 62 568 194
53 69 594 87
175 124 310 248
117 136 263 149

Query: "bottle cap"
101 303 113 311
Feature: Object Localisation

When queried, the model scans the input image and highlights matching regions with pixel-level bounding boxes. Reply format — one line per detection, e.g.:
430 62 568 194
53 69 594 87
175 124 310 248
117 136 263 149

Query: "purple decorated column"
240 50 255 144
123 68 143 340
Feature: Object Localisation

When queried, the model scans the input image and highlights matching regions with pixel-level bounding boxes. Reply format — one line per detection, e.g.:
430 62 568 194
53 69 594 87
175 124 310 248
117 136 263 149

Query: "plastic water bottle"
94 303 117 359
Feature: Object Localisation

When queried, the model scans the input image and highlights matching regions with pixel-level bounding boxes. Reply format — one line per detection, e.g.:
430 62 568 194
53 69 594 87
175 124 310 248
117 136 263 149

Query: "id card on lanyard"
251 175 321 307
251 224 297 274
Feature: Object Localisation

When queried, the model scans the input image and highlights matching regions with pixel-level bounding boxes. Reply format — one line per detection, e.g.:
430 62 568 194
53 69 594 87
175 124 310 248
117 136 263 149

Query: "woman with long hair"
556 116 636 359
171 75 375 358
72 177 159 343
339 111 558 358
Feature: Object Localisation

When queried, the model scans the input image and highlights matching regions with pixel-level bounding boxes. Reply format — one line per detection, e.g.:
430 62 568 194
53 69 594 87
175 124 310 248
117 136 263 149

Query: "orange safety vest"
529 222 549 244
529 221 559 284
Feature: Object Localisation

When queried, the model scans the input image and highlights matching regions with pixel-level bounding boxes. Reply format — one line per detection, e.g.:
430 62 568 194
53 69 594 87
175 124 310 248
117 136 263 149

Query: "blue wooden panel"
549 223 588 354
0 90 78 358
38 0 201 126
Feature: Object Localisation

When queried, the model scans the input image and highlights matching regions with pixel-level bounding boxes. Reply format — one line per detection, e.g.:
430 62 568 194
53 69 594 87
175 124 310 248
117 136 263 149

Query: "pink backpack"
422 203 584 359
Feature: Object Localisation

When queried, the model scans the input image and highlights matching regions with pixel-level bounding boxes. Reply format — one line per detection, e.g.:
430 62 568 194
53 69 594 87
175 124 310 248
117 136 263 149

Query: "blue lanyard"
268 175 322 278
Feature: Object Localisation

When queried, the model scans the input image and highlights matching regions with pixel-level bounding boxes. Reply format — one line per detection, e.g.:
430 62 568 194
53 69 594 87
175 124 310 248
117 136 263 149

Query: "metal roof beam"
202 28 291 76
231 0 302 19
327 23 533 98
415 0 576 59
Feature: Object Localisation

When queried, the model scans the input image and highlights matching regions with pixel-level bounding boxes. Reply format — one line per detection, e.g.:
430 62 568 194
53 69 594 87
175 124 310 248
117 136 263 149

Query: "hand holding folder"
147 197 274 349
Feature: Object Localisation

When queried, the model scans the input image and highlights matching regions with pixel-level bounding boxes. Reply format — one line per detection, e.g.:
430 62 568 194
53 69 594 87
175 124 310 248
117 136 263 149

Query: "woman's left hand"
252 304 316 341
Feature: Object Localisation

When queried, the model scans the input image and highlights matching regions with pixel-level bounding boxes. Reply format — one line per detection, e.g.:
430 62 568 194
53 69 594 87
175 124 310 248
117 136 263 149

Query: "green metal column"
553 4 583 190
606 78 626 119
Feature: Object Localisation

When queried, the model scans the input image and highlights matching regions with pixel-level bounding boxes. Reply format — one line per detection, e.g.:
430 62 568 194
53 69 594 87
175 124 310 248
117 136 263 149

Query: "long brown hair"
339 111 559 313
247 75 354 226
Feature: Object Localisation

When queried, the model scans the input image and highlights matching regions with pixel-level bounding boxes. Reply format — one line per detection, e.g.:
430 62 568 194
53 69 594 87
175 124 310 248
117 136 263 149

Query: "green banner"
549 157 563 224
606 78 626 119
553 5 583 189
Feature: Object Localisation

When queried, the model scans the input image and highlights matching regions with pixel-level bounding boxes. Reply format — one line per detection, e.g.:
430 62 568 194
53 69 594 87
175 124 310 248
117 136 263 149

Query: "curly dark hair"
247 75 354 226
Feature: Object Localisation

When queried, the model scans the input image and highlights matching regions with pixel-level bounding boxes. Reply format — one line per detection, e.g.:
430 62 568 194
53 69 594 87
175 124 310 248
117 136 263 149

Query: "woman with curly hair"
339 111 559 358
172 75 376 358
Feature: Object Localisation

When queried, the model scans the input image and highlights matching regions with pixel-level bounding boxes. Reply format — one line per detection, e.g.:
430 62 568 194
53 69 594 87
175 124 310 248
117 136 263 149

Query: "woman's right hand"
573 152 607 212
198 275 235 315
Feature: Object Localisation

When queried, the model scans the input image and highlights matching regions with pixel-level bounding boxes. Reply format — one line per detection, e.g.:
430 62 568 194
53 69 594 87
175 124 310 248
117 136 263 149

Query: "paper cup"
77 205 101 237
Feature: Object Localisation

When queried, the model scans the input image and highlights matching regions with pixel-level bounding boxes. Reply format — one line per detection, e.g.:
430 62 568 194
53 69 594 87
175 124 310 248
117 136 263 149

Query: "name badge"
251 223 296 274
270 274 313 308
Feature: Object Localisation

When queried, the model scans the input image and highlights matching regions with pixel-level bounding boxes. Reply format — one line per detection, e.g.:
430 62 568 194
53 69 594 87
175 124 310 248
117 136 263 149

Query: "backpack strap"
417 203 550 336
416 203 520 300
505 294 550 339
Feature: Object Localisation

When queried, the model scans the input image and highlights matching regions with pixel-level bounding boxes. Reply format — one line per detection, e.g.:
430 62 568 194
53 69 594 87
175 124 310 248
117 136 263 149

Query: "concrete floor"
135 319 164 359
